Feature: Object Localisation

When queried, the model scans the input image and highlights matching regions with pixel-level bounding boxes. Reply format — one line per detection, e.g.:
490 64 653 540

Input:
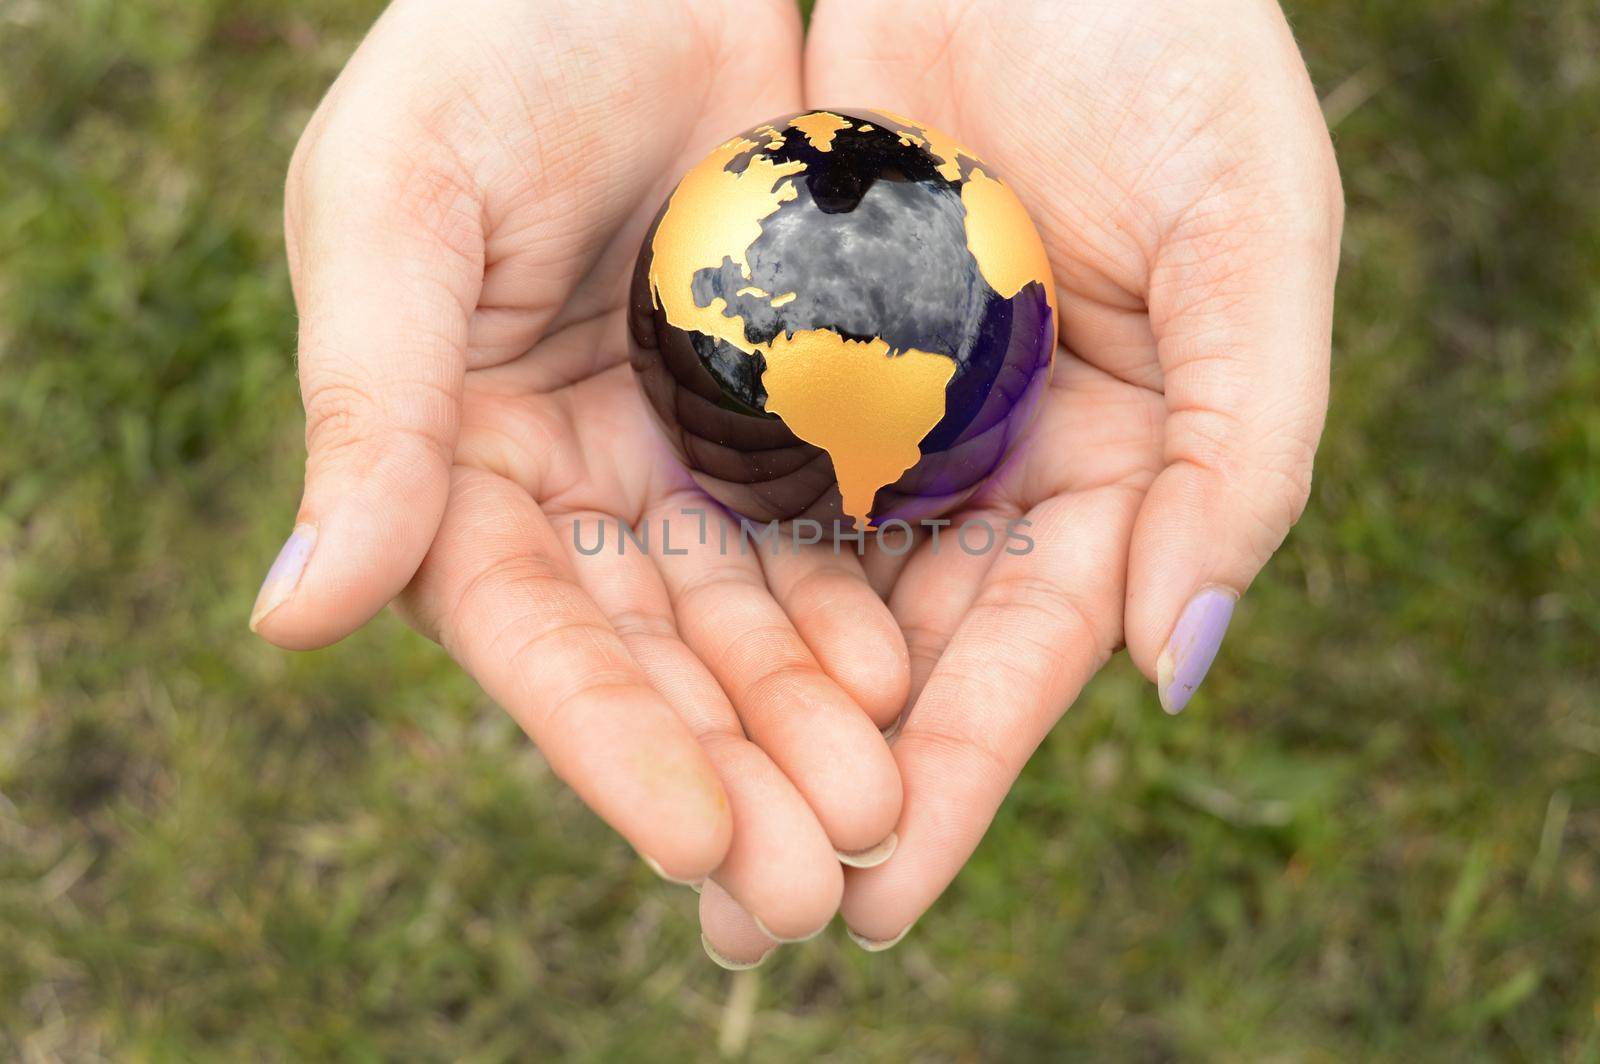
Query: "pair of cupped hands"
249 0 1341 967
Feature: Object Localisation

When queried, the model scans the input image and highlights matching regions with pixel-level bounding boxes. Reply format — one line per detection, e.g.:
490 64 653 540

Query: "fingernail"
836 832 898 868
641 853 705 889
1156 585 1238 715
751 913 828 944
701 933 772 971
249 523 317 631
846 921 914 953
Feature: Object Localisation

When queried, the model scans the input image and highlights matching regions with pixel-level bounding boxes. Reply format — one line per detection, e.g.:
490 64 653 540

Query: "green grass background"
2 0 1598 1058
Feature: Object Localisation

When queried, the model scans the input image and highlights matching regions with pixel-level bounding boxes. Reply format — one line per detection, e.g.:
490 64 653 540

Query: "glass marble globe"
628 109 1057 531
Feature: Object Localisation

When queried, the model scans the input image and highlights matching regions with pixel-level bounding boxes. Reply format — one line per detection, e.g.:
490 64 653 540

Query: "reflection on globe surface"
628 109 1057 531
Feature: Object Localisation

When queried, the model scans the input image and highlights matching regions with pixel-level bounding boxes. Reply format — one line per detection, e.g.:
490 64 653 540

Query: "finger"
878 354 1167 717
859 540 915 600
650 501 903 855
698 734 842 938
251 93 481 650
699 880 779 970
402 469 730 879
840 486 1138 944
553 511 842 940
759 541 910 728
1126 128 1343 713
880 507 1010 717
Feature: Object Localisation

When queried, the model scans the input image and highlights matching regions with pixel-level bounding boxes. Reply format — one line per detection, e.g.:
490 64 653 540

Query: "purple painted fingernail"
250 523 317 631
1156 585 1238 714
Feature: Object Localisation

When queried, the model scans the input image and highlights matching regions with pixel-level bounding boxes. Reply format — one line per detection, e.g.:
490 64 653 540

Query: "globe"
628 109 1057 532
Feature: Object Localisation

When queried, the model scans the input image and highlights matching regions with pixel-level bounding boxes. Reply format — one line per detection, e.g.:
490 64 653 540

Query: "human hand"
248 0 912 945
695 0 1340 959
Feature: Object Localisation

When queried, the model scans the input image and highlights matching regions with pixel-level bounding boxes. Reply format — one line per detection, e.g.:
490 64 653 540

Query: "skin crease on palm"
250 0 1341 965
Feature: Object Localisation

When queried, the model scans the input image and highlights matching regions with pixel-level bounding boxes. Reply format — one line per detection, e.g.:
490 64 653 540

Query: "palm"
836 0 1222 719
861 352 1162 702
803 0 1339 942
439 281 922 939
265 0 918 944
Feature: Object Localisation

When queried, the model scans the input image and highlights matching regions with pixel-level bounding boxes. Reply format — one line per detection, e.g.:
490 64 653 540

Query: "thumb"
250 110 482 650
1125 156 1342 713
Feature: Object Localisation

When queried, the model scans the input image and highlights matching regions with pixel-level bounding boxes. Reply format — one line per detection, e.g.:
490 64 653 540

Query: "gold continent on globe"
627 109 1058 531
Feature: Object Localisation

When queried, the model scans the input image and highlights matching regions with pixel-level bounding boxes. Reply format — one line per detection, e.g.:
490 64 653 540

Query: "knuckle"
606 607 678 641
973 573 1115 665
898 722 1012 791
1324 154 1348 253
462 553 566 617
1169 403 1250 483
1178 409 1321 550
675 567 761 610
303 370 457 470
384 150 483 267
291 111 481 270
444 554 571 657
304 375 382 447
898 620 953 669
284 111 337 271
1257 432 1318 529
1180 398 1318 475
738 647 820 705
285 100 333 202
781 565 863 615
